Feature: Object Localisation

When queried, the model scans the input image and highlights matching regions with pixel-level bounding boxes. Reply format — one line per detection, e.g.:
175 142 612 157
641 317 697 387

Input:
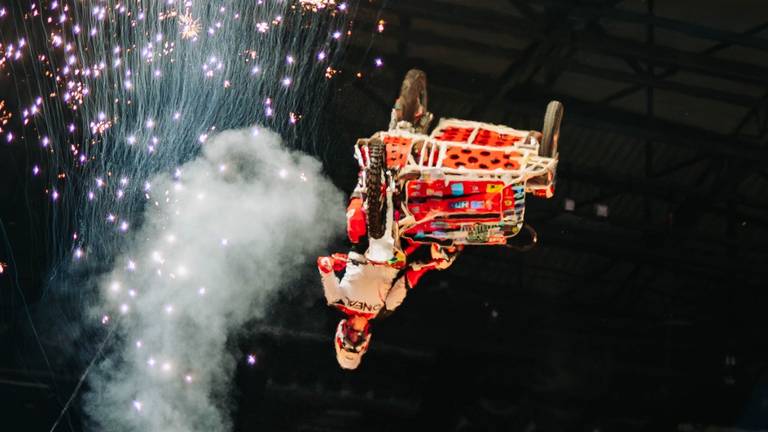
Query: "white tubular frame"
353 119 559 245
364 118 557 188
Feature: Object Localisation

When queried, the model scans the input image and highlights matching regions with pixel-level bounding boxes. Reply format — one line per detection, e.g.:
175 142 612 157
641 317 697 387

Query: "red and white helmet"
334 318 371 370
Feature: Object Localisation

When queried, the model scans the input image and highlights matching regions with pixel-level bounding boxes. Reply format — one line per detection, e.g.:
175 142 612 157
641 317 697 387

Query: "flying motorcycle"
354 69 563 264
318 70 564 369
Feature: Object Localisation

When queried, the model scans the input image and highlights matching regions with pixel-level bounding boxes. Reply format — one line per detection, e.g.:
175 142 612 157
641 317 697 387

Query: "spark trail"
0 0 357 429
83 127 343 431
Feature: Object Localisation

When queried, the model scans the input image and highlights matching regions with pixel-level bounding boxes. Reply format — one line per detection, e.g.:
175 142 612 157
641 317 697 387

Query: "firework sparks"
178 10 201 40
0 101 11 132
1 0 374 429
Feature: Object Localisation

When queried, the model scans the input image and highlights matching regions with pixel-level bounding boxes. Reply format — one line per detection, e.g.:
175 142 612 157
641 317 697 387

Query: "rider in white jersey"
319 189 459 370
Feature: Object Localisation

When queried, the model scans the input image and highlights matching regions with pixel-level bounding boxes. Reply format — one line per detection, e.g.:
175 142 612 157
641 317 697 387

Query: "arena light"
564 198 575 211
595 204 609 218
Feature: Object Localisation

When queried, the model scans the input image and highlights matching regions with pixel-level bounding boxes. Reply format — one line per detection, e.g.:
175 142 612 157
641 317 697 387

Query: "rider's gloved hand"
330 253 348 271
346 198 366 244
317 256 334 274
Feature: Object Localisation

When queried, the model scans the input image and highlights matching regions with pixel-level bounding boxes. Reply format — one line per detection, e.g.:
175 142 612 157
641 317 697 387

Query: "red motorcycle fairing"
402 179 525 245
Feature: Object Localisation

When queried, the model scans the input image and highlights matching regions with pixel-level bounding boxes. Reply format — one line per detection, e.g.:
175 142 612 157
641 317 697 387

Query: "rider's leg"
317 257 343 304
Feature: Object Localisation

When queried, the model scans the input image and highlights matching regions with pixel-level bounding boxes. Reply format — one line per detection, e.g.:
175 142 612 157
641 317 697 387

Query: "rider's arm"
384 274 408 311
317 256 345 304
321 273 342 305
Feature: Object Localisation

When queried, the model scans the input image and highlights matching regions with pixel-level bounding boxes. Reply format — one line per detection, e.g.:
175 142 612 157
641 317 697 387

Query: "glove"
317 256 334 274
330 253 348 271
346 198 366 244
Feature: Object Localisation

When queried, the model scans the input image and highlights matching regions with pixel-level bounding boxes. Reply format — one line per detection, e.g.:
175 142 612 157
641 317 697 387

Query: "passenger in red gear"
318 243 460 370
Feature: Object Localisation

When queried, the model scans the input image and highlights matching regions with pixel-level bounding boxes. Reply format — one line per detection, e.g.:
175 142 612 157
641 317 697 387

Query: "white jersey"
321 252 407 318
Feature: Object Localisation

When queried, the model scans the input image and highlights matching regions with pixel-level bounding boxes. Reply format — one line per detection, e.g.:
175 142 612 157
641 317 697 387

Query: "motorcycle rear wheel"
365 139 386 239
539 100 563 158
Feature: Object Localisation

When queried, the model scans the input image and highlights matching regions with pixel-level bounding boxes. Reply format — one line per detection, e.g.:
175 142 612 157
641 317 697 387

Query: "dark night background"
3 0 768 431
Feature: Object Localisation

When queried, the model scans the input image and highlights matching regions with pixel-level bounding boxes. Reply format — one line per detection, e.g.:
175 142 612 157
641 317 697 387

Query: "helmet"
334 319 371 370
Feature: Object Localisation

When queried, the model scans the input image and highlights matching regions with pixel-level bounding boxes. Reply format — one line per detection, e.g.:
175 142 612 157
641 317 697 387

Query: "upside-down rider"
318 185 460 370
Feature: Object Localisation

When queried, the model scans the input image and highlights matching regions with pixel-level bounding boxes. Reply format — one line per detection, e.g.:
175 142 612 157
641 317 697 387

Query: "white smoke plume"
82 127 343 431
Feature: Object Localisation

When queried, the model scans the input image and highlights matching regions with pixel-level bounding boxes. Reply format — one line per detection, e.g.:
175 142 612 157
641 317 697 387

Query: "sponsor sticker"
431 231 448 239
486 184 503 193
464 223 503 242
451 183 465 196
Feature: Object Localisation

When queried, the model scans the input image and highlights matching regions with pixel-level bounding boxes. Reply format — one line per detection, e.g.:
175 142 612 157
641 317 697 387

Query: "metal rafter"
572 30 768 86
599 21 768 105
557 161 767 225
467 37 564 119
364 0 768 85
503 86 768 163
533 219 766 282
532 0 768 52
350 17 760 109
